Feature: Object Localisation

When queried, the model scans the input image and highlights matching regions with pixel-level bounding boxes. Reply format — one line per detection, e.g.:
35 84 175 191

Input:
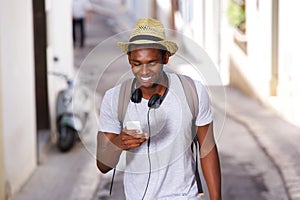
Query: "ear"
163 52 170 64
127 52 131 63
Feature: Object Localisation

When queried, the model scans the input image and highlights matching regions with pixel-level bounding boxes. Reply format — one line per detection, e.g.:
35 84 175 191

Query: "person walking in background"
72 0 92 48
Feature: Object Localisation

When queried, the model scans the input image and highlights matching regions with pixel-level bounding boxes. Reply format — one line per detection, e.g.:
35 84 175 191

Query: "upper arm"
193 80 212 127
98 87 122 134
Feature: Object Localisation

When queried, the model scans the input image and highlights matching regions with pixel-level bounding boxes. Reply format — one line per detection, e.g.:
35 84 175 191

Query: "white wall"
0 0 75 196
246 0 273 98
190 0 205 47
0 0 37 196
156 0 172 29
203 0 221 67
276 0 300 125
47 0 74 136
172 0 220 67
228 0 274 99
227 0 300 126
0 11 6 199
170 0 225 85
126 0 153 21
50 0 73 72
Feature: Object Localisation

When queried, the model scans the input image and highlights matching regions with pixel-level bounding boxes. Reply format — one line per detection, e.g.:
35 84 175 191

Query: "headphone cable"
141 108 152 200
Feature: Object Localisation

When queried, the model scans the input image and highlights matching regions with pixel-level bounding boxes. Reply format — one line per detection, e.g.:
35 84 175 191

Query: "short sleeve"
85 0 92 10
98 86 122 134
193 80 213 126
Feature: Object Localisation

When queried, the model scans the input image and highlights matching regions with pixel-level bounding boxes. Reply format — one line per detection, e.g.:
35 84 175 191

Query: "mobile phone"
126 121 142 133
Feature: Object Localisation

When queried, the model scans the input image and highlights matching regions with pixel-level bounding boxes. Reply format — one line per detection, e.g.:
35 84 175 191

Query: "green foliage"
227 0 246 31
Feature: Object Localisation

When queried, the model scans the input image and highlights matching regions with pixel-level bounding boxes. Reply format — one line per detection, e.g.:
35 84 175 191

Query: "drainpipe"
0 31 6 200
152 0 157 19
270 0 278 96
202 0 206 48
0 112 4 200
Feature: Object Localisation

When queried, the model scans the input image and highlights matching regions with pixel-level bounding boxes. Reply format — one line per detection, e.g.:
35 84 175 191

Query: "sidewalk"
221 87 300 200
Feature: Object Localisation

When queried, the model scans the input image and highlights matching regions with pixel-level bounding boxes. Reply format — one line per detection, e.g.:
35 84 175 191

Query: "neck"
140 73 168 99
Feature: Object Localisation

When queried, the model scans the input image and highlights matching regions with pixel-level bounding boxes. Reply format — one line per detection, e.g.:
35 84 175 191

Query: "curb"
37 130 53 164
222 106 290 199
213 87 299 200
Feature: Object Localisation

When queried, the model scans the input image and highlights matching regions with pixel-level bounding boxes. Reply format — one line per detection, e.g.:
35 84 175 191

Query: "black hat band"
129 35 163 42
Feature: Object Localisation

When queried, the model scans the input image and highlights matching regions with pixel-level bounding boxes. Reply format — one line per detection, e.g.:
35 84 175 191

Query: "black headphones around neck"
130 78 169 109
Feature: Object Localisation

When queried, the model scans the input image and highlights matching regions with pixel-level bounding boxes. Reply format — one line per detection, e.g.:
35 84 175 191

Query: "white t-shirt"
72 0 92 19
98 72 212 200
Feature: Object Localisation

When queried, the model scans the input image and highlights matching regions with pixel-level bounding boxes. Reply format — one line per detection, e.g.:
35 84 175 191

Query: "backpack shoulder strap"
118 78 134 125
176 74 199 119
177 74 203 195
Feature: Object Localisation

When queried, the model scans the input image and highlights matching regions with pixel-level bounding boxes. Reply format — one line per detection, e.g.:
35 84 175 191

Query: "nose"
140 64 149 75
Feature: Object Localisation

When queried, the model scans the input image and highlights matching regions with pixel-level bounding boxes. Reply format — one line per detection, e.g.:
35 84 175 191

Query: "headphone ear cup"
131 88 142 103
148 94 161 108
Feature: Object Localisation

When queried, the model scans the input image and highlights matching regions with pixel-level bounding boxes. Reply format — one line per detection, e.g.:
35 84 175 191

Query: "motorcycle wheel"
57 126 77 152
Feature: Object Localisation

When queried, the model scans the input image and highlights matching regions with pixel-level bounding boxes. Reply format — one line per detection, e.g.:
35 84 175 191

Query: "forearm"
96 129 148 173
96 132 122 173
201 146 222 200
85 9 92 22
197 123 221 199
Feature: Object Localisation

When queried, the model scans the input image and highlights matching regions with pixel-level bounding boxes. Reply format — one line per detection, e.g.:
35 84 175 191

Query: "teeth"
141 77 151 81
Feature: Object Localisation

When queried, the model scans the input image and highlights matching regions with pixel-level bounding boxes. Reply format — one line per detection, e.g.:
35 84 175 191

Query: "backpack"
112 73 204 195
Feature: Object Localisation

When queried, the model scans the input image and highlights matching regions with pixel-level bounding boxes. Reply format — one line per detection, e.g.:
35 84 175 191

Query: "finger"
121 129 136 136
120 143 129 150
125 142 143 150
125 129 140 136
122 133 147 141
134 133 148 139
125 133 148 140
123 138 147 146
129 143 142 149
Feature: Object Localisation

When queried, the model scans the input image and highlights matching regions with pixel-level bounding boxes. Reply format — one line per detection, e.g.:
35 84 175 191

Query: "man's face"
128 47 169 88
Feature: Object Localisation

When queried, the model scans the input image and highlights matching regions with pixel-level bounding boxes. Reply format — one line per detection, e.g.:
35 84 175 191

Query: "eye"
132 63 141 67
148 62 158 67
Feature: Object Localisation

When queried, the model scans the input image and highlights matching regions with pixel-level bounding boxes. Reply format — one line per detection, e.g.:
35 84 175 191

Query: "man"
72 0 92 48
97 18 221 200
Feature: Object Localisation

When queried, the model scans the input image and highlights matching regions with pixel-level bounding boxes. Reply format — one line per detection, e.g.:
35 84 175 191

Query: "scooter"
49 71 89 152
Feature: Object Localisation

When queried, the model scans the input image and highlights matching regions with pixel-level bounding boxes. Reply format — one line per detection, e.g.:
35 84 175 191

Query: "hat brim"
118 40 178 56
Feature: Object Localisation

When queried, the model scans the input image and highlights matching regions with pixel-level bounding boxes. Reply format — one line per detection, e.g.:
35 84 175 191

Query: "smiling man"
128 44 169 99
96 18 222 200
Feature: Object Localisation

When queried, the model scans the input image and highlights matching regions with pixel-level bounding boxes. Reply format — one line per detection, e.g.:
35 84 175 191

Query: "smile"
141 76 151 81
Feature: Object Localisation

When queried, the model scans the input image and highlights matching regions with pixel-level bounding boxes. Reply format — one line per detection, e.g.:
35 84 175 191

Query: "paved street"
217 102 286 200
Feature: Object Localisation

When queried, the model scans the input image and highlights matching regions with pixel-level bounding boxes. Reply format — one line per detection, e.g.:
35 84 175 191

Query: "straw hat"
118 18 178 56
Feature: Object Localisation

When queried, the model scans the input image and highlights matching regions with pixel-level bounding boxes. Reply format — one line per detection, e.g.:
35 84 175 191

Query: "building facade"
0 0 73 198
228 0 300 126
